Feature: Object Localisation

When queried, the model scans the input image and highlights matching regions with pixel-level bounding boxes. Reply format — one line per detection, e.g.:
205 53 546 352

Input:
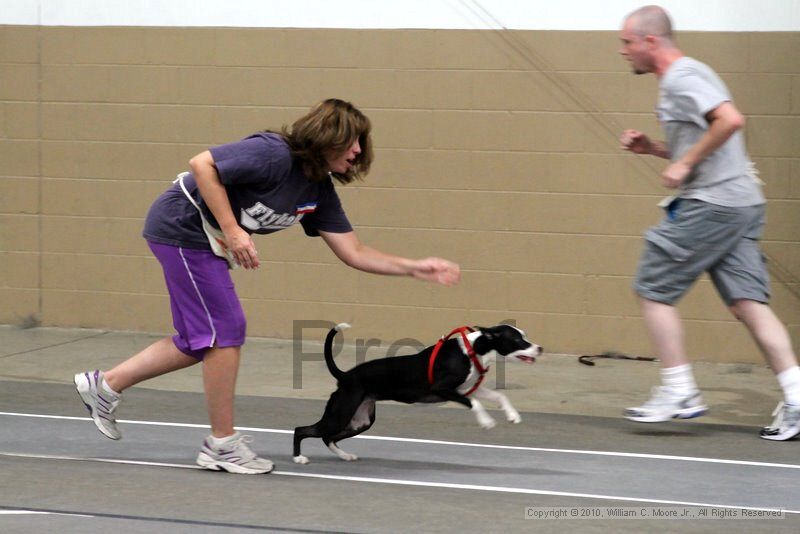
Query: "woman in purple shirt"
75 99 460 474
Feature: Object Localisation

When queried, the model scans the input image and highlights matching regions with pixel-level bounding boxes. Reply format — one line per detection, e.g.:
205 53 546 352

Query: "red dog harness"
427 326 489 396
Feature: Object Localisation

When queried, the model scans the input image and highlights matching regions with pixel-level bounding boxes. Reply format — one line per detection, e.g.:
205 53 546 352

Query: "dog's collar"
427 326 489 396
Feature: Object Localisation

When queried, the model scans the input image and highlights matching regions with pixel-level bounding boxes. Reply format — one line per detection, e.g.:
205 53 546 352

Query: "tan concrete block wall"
1 26 798 363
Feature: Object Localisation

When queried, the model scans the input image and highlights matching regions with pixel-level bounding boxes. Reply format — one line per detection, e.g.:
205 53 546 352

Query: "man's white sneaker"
196 432 274 474
759 402 800 441
624 386 707 423
74 370 122 440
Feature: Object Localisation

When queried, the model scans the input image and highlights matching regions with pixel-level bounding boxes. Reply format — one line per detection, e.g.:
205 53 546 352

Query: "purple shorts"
148 242 246 360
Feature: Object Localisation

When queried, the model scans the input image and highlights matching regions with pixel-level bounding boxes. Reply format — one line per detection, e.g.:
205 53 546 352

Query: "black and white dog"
293 323 542 464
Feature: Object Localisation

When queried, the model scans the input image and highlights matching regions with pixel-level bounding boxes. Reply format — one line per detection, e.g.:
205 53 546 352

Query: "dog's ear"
476 326 493 341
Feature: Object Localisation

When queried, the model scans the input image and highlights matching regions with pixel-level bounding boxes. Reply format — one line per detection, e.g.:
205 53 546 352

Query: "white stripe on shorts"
178 247 217 347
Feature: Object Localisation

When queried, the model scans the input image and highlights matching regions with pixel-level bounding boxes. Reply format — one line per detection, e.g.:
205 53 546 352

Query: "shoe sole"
624 406 708 423
74 374 121 440
196 452 274 475
759 427 800 441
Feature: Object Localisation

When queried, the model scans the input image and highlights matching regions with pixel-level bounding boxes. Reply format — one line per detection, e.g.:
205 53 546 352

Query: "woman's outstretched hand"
409 258 461 286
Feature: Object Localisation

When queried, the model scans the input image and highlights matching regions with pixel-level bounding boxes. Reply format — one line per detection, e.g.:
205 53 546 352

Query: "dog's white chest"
457 364 484 395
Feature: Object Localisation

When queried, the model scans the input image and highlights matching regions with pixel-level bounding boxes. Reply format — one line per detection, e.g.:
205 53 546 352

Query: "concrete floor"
1 325 798 533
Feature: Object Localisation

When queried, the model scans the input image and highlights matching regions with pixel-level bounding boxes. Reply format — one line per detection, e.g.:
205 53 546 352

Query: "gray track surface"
2 381 799 533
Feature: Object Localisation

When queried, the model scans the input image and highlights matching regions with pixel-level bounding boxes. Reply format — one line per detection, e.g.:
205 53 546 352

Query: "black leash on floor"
578 352 659 366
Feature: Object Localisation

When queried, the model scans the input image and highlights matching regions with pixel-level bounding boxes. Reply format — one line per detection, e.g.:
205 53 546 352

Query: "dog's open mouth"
516 355 537 364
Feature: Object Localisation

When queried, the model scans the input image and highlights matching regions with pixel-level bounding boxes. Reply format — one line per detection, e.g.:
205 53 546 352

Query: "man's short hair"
626 4 674 41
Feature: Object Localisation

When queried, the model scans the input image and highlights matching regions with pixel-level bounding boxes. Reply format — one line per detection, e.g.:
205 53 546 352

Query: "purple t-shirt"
143 133 353 249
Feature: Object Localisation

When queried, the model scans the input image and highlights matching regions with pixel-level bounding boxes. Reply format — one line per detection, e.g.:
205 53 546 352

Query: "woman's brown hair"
278 99 373 184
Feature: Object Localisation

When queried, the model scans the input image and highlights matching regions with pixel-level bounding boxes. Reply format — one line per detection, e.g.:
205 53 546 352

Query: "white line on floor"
2 410 798 471
1 450 797 515
0 509 93 517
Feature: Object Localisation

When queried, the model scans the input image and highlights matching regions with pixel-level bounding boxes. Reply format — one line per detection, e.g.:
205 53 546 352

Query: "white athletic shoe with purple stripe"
74 370 122 440
196 432 274 474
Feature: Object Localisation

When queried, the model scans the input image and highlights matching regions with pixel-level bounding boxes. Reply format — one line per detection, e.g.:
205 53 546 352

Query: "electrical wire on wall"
451 0 799 302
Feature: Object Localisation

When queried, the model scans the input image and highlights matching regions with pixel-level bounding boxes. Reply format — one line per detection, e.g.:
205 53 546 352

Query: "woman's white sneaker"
196 432 274 474
74 370 122 440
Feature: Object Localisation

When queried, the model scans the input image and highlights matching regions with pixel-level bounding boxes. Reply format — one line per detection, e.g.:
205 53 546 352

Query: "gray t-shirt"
657 56 764 207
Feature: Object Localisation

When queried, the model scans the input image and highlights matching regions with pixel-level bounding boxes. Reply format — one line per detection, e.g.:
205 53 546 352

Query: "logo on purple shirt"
240 202 315 231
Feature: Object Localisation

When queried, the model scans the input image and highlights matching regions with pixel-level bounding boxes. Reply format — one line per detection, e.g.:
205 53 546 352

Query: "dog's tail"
324 323 351 380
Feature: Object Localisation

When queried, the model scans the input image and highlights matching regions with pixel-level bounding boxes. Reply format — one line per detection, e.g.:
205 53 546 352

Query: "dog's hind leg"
325 398 376 461
327 441 358 461
309 388 370 461
294 389 349 464
293 423 322 464
472 385 521 423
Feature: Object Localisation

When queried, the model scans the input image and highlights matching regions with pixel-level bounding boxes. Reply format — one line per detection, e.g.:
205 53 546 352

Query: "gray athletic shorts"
634 199 770 306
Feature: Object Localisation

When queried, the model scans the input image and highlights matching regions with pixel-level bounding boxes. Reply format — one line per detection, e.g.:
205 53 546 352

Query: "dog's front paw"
293 455 310 465
506 411 522 424
478 414 496 429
